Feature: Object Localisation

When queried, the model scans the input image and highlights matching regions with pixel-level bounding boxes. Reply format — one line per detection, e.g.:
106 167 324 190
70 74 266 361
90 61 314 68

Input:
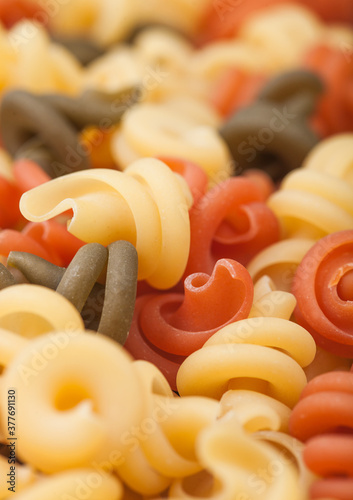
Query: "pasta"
219 69 322 181
0 86 137 177
0 284 84 340
292 230 353 357
20 158 192 288
125 258 253 389
111 97 232 184
289 371 353 500
0 1 352 498
185 175 279 273
177 295 316 409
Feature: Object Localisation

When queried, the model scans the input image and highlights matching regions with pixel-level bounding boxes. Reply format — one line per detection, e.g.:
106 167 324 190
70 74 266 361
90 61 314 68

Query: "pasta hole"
180 470 218 497
54 383 94 412
0 313 53 338
189 275 209 288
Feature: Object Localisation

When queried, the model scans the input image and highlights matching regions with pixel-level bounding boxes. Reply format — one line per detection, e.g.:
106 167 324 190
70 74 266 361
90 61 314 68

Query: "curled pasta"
115 360 219 495
185 175 279 274
20 159 192 289
169 415 303 500
247 238 315 291
289 371 353 500
125 258 254 389
177 315 316 408
0 331 144 474
292 230 353 357
111 98 232 184
267 163 353 240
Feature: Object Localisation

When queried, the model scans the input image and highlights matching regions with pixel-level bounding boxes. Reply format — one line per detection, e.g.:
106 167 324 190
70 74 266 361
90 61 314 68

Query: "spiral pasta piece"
292 230 353 357
114 360 219 495
0 331 145 473
268 164 353 240
247 238 316 291
177 316 316 408
289 371 353 500
20 159 192 289
169 415 303 500
302 133 353 185
111 98 232 184
125 258 253 389
185 176 279 274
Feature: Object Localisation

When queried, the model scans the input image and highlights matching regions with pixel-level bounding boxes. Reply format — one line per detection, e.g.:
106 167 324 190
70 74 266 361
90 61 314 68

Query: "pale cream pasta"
111 98 232 184
20 159 192 289
5 21 83 95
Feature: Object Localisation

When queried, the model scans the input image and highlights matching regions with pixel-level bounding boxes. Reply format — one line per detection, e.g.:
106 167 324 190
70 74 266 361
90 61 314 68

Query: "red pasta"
0 174 22 229
292 230 353 357
22 220 85 268
196 0 353 45
0 0 44 29
185 176 279 276
210 67 267 118
156 156 209 207
0 228 53 262
303 45 353 137
289 371 353 500
125 258 253 389
13 159 51 193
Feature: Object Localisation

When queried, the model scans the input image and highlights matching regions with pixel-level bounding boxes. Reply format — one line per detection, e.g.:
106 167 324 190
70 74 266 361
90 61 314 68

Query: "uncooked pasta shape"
290 371 353 500
20 158 192 289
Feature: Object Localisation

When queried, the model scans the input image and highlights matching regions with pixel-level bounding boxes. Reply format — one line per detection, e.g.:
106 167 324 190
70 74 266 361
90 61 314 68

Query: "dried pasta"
125 258 253 389
20 159 192 289
292 230 353 357
290 371 353 500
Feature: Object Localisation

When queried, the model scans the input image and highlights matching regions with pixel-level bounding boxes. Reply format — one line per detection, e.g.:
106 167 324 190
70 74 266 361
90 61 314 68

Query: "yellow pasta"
0 284 84 340
7 469 122 500
112 99 232 183
268 166 353 240
115 360 219 496
5 21 83 95
303 133 353 185
20 159 192 289
239 4 324 72
177 315 316 408
0 331 144 474
169 415 303 500
247 239 315 291
249 275 297 319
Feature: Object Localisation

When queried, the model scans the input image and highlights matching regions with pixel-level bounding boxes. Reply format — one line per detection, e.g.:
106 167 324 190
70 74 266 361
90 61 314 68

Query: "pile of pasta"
0 0 352 499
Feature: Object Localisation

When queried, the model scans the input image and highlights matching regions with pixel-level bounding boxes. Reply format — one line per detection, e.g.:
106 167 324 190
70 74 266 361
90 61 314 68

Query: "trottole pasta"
19 158 192 289
289 371 353 500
